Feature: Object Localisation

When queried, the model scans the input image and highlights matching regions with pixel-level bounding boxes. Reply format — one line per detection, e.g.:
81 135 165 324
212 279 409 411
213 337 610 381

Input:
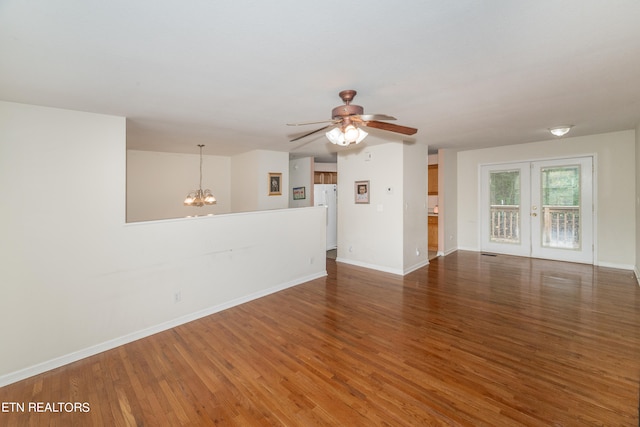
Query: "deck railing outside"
490 205 520 243
542 206 580 249
490 205 580 248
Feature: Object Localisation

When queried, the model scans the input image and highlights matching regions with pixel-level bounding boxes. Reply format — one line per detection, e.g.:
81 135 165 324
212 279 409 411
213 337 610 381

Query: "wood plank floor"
1 251 639 426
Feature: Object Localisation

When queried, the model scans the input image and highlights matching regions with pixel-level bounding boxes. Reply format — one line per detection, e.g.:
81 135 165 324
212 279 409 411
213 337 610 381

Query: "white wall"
231 150 289 212
314 162 337 172
636 122 640 283
337 144 403 272
289 157 313 208
457 130 636 269
337 142 428 274
230 150 260 212
0 101 327 385
127 150 231 222
439 148 458 255
403 143 429 273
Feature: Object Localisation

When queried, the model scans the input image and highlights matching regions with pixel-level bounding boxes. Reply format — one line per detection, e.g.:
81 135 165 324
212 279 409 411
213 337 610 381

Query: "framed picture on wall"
269 172 282 196
293 186 306 200
355 180 370 204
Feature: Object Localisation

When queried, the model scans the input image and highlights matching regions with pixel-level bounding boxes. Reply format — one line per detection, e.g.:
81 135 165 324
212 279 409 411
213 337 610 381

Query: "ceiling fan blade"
363 120 418 135
290 124 334 142
290 138 317 150
359 114 396 121
287 119 336 126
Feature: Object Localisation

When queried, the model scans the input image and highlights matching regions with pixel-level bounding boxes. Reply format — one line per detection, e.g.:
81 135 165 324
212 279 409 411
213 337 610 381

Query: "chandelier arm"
184 144 216 207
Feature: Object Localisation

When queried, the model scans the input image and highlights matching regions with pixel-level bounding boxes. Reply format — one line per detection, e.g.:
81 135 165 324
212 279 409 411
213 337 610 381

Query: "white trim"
635 267 640 287
333 258 429 276
595 261 635 271
336 257 404 276
457 248 635 271
403 260 430 275
457 245 480 252
0 271 326 388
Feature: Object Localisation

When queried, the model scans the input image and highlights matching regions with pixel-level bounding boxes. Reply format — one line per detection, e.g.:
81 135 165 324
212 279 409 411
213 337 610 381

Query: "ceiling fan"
287 90 418 146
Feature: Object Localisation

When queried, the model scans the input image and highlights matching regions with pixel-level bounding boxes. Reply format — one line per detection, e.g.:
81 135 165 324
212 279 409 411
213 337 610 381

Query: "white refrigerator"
314 184 337 250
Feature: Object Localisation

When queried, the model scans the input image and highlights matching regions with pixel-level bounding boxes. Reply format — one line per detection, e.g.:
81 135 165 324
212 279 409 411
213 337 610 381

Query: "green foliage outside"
490 166 579 207
542 166 580 206
490 170 520 205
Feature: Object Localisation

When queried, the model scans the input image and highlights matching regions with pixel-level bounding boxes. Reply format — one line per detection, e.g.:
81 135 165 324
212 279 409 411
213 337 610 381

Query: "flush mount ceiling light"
549 125 574 137
184 144 216 207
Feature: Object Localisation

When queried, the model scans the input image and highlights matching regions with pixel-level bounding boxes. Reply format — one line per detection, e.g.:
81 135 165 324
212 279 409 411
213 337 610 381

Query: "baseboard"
403 259 430 275
634 266 640 287
596 261 635 271
455 248 635 271
0 271 327 388
335 257 430 276
336 257 404 275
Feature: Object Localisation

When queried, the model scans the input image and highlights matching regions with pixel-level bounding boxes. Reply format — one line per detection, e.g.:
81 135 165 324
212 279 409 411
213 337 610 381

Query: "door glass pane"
489 170 520 244
540 165 580 249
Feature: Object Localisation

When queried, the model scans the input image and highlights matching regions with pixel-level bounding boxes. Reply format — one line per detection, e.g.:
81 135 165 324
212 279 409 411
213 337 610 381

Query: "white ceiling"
2 1 640 161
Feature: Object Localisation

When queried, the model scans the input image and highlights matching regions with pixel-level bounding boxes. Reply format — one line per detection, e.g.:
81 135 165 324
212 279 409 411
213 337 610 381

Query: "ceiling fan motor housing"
332 104 363 119
332 89 364 119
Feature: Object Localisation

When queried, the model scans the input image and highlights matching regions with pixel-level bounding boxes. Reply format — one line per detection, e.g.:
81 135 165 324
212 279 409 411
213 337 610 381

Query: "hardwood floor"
1 251 639 426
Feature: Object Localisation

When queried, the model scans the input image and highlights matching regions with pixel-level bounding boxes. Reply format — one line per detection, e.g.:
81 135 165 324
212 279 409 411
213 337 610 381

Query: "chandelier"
183 144 216 207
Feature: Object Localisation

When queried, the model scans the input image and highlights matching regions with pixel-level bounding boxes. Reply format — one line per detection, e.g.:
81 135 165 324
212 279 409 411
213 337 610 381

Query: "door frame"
479 155 597 264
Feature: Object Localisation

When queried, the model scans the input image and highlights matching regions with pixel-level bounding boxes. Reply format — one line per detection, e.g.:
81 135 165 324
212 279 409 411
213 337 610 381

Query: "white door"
480 162 531 257
530 157 593 263
481 157 593 263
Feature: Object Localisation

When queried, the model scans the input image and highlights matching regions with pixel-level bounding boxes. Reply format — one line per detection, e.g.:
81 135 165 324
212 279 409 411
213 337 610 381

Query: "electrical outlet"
174 291 182 303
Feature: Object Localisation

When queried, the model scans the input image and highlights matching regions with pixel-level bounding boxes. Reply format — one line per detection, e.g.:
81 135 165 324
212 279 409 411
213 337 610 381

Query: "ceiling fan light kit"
326 125 368 146
288 90 417 146
549 125 574 137
184 144 217 207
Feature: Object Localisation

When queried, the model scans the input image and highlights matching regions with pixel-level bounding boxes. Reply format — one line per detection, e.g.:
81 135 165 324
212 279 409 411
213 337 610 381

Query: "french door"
480 157 593 264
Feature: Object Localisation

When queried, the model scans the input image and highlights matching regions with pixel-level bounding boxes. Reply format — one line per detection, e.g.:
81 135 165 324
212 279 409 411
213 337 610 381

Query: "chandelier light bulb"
343 125 360 143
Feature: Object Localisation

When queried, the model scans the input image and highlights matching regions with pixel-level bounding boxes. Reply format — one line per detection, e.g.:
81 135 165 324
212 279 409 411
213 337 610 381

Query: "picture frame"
293 186 306 200
355 180 370 204
268 172 282 196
